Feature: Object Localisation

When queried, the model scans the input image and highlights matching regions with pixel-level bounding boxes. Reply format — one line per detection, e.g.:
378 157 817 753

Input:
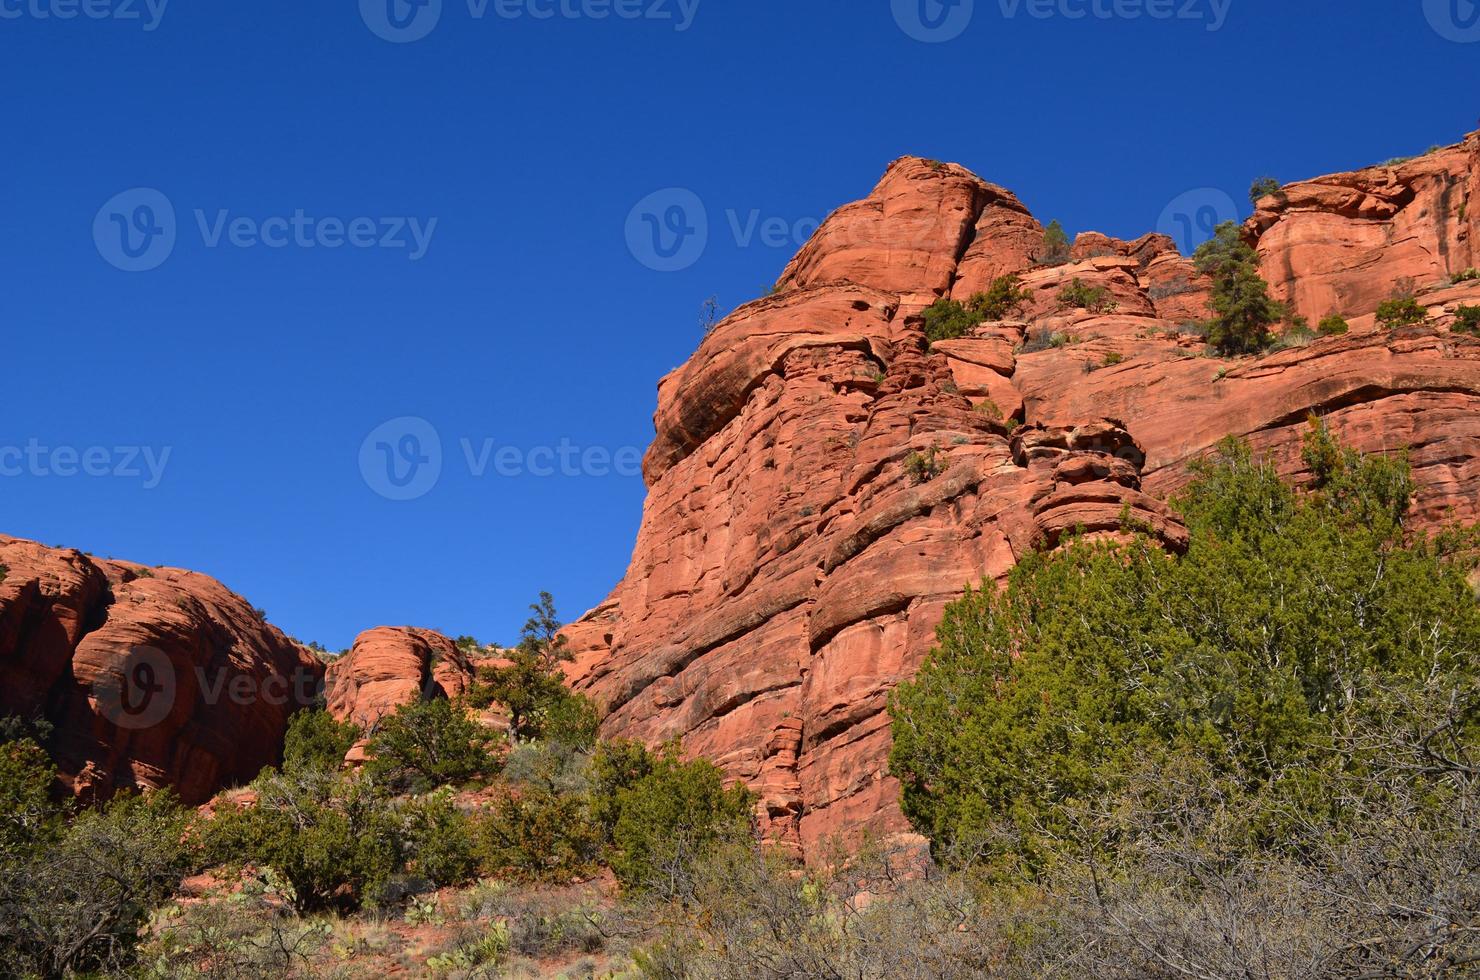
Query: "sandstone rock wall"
0 535 324 804
324 626 475 730
568 134 1480 857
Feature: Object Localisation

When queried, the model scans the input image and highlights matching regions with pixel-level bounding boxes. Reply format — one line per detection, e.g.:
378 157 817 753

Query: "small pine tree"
473 593 599 746
1039 220 1071 266
1193 222 1286 355
1249 176 1282 205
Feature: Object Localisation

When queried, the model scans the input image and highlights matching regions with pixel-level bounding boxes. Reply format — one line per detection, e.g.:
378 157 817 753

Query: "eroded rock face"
0 535 324 805
1246 138 1478 323
568 133 1480 858
324 626 475 730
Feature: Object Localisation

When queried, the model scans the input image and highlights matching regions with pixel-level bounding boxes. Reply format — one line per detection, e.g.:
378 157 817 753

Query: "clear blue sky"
2 0 1476 650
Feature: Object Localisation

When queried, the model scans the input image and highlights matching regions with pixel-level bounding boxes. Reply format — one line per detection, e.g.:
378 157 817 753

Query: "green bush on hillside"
1376 295 1428 329
281 708 361 775
921 275 1034 344
0 790 196 976
1039 220 1072 266
890 421 1478 875
203 769 405 912
589 740 754 894
1056 278 1117 313
471 592 600 748
1454 304 1480 334
1249 176 1282 204
1317 313 1350 336
365 697 502 793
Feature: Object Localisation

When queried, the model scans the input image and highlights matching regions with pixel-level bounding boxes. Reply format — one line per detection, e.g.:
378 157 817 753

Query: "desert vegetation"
3 430 1477 977
1193 221 1287 355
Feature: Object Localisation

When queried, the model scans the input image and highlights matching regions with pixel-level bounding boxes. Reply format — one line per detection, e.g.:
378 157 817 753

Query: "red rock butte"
1 135 1477 846
562 133 1480 857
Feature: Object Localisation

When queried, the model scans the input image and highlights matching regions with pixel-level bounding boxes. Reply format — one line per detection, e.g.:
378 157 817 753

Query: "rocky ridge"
563 134 1480 856
3 136 1477 840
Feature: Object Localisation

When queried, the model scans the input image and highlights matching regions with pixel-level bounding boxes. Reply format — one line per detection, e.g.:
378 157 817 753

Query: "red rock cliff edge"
564 134 1480 858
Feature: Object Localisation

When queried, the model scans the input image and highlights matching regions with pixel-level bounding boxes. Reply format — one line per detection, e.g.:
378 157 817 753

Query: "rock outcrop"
0 535 324 805
567 133 1480 858
324 626 475 730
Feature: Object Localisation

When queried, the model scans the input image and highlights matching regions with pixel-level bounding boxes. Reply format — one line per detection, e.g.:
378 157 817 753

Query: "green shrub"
0 737 61 858
404 789 479 887
971 274 1034 321
1193 222 1286 355
281 708 360 775
1376 295 1428 329
1317 313 1350 336
365 697 501 793
0 791 196 976
1017 327 1071 354
470 593 599 747
920 298 979 343
1101 351 1125 367
204 770 403 912
1039 220 1071 266
921 277 1034 343
1453 267 1480 284
904 447 944 485
974 400 1004 422
1248 176 1282 205
889 422 1476 875
1055 278 1117 313
1454 304 1480 334
590 741 754 894
474 786 602 883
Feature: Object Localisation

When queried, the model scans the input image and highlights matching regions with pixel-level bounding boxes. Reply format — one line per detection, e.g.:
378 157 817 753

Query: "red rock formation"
324 626 475 730
0 535 323 805
568 133 1480 859
1246 139 1477 323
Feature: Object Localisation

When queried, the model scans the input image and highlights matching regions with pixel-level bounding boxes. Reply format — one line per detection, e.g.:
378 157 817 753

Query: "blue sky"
2 0 1476 650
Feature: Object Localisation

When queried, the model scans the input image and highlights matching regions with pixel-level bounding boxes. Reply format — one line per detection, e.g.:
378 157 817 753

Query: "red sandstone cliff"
5 136 1477 845
565 134 1480 857
0 534 325 805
